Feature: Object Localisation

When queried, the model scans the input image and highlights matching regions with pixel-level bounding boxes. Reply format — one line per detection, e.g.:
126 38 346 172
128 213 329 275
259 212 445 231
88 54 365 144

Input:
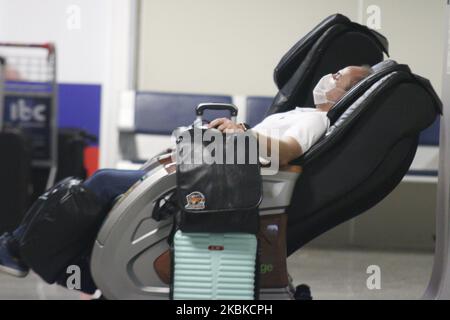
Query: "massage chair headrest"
294 59 442 166
328 60 442 124
267 13 389 116
274 13 389 90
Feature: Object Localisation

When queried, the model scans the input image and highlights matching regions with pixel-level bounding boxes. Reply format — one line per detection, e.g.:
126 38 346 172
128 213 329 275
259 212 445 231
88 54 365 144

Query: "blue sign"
3 95 52 161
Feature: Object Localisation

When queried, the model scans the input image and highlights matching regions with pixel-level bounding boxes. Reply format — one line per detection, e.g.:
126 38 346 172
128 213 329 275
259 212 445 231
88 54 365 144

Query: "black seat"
268 13 389 115
286 60 442 255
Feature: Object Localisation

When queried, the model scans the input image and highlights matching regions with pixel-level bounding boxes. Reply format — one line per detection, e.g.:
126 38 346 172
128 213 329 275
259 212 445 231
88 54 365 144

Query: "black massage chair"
262 14 441 255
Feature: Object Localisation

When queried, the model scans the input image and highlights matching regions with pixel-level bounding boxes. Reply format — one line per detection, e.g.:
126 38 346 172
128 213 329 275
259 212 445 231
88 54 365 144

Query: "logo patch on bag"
185 191 206 210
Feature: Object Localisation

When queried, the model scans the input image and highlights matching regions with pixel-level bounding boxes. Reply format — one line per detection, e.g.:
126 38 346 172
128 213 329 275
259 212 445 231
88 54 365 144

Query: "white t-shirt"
253 107 330 154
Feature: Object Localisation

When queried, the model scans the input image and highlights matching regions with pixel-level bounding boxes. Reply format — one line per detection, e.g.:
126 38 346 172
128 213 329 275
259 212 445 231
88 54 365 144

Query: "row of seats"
116 91 440 180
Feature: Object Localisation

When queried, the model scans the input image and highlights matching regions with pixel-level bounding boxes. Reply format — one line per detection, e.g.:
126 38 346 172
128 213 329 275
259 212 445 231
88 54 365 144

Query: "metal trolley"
0 42 58 191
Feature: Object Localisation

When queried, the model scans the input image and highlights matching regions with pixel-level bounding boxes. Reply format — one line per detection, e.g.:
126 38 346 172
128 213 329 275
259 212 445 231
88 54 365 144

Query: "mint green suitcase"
172 231 258 300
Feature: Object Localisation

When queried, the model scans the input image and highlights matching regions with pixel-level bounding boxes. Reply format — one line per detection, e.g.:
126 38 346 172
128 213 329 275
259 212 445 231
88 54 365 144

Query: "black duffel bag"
18 177 105 284
175 124 262 234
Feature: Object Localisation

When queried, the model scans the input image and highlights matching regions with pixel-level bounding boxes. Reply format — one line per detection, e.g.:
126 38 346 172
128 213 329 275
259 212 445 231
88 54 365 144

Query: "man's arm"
209 118 303 166
251 131 303 167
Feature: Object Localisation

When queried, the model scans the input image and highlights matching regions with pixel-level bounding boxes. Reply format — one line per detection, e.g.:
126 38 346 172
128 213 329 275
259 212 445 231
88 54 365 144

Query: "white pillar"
424 0 450 300
99 0 139 168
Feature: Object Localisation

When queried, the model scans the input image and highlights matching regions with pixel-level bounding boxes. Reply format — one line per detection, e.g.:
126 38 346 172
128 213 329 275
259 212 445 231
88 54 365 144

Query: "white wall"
138 0 445 97
362 0 445 96
0 0 110 84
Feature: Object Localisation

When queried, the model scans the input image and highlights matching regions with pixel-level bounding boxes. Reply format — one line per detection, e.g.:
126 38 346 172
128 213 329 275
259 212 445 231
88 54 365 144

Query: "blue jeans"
80 169 146 207
11 169 146 248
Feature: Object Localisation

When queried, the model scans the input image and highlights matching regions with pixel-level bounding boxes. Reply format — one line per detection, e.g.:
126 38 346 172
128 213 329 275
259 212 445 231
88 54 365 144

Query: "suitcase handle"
195 103 238 124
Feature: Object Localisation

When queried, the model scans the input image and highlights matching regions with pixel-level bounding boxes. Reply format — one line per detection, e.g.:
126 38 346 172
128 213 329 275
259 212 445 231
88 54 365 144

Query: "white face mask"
313 74 345 105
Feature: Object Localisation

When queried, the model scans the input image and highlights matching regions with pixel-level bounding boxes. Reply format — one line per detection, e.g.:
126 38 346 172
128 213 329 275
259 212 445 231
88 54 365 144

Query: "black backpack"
19 177 105 286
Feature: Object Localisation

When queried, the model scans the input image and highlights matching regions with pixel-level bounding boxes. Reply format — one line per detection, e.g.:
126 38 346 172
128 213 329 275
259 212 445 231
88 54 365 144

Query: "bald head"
315 65 373 112
333 66 373 91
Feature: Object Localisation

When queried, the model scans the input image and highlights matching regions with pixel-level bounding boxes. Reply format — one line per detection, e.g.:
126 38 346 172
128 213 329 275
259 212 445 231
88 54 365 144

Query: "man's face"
326 66 371 103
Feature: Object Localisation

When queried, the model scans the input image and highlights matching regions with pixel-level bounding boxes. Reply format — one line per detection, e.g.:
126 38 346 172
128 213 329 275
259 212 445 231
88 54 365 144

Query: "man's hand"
208 118 303 166
208 118 244 134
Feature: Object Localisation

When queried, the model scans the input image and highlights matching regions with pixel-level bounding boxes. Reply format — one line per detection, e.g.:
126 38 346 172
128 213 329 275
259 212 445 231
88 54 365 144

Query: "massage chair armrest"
157 151 175 165
140 147 175 172
280 165 303 174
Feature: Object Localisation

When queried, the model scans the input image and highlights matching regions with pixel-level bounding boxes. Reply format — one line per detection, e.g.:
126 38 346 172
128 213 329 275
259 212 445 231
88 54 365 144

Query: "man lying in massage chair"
0 65 372 278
